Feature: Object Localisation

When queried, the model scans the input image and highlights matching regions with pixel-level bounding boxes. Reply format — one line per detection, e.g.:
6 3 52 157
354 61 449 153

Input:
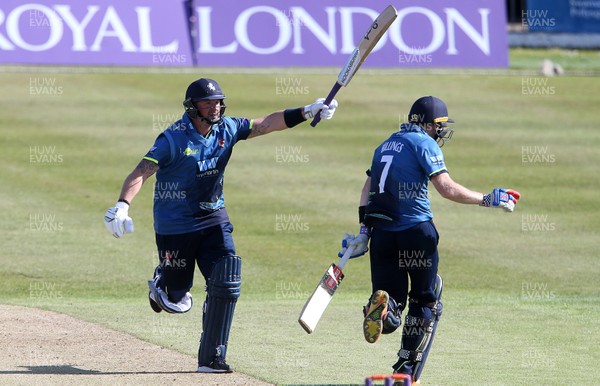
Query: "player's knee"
168 288 189 303
208 255 242 299
409 275 443 316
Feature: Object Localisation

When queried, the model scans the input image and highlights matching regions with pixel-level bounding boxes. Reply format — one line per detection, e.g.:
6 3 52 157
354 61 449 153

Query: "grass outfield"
509 48 600 72
1 67 599 385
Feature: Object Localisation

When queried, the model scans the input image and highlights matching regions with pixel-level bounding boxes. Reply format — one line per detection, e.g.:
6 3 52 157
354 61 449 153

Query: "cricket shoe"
363 290 389 344
197 357 234 373
148 291 162 313
148 266 163 313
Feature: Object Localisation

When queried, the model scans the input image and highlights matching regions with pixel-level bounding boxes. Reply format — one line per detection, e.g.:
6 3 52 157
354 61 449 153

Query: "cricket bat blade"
310 4 397 127
298 246 355 334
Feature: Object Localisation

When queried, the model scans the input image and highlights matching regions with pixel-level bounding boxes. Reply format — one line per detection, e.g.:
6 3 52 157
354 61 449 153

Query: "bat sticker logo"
364 20 379 40
324 265 343 291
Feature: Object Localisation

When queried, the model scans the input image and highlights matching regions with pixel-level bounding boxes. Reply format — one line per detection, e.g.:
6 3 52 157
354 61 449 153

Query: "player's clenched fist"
104 201 134 238
303 98 338 120
480 188 521 212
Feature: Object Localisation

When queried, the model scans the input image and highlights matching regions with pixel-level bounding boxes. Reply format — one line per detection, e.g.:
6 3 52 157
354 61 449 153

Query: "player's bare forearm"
247 111 289 139
431 172 484 205
360 177 371 206
118 159 159 203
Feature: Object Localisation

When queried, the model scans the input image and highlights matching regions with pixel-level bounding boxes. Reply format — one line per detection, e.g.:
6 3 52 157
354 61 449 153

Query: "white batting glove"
338 227 370 259
104 201 134 238
303 98 338 120
481 188 521 212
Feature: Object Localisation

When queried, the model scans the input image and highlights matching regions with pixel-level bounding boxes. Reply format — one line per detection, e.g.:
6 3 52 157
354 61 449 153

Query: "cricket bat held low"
298 245 356 334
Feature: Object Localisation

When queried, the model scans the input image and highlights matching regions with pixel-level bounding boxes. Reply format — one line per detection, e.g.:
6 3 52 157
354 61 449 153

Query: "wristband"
360 225 370 236
283 108 306 128
480 193 492 207
118 198 130 206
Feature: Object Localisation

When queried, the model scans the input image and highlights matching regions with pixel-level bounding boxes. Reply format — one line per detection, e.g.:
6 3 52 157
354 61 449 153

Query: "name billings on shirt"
381 141 404 153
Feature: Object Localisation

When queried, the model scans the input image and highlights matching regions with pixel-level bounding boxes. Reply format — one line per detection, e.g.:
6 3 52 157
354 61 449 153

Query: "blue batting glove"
481 188 521 212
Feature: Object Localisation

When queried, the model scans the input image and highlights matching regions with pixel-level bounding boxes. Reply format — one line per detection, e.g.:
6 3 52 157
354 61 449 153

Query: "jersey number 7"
378 155 394 193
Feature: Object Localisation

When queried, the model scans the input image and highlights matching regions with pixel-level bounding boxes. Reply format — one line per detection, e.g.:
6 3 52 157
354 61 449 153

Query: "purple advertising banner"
0 0 508 68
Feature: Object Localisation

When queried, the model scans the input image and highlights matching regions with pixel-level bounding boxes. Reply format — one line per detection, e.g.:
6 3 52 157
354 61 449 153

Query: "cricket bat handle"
337 244 356 270
310 82 342 127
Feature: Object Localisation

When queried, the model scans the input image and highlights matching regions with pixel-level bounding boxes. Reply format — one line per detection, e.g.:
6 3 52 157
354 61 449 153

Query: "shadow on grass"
0 365 195 375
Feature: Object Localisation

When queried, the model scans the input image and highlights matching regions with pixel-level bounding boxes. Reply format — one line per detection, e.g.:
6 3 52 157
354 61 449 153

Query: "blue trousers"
369 220 439 311
155 222 236 301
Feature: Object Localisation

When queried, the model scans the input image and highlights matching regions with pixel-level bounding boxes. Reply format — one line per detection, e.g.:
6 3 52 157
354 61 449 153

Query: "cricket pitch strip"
0 304 271 386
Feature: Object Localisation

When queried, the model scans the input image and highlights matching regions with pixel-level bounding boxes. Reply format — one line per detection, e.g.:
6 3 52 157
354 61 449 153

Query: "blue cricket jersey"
365 123 448 231
143 113 252 235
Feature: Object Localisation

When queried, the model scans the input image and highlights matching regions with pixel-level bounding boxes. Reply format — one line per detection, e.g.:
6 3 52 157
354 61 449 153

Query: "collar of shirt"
399 123 424 133
181 113 221 141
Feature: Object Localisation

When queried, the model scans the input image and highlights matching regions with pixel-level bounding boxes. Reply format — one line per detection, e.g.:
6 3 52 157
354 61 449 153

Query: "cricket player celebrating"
339 96 520 383
104 78 337 373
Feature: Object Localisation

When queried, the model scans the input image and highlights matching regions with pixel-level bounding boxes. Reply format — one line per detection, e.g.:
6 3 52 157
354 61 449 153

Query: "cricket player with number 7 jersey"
339 96 520 384
104 78 338 373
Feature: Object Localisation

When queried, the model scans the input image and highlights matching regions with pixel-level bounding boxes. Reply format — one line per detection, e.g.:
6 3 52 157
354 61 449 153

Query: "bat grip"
337 245 356 270
310 82 342 127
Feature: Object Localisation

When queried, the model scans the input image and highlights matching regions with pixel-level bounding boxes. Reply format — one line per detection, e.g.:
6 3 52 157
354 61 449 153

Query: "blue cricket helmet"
183 78 227 123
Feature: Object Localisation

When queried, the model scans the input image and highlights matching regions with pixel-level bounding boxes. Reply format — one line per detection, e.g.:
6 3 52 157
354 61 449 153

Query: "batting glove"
338 227 370 259
304 98 338 120
481 188 521 212
104 201 134 238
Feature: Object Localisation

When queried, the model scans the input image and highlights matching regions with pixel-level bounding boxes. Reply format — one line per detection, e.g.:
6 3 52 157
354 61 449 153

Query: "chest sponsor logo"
184 147 199 156
197 157 219 177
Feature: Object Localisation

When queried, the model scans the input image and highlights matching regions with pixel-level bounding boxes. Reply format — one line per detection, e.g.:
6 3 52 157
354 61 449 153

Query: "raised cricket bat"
310 4 398 127
298 245 356 334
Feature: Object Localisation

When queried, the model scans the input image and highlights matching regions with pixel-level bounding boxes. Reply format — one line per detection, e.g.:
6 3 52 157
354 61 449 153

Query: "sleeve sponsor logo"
429 154 444 165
